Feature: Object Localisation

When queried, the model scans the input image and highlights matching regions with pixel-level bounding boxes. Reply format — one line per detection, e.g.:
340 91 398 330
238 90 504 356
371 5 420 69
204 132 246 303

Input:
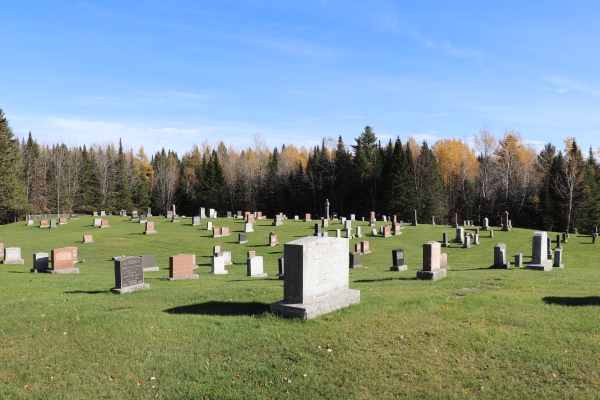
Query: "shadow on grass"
165 301 270 316
354 277 417 283
64 290 106 294
542 296 600 306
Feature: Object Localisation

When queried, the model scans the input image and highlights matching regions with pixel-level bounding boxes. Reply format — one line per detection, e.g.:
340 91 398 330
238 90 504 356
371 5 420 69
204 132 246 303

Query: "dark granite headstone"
391 248 408 271
349 252 361 268
111 256 150 294
238 232 248 244
141 254 159 272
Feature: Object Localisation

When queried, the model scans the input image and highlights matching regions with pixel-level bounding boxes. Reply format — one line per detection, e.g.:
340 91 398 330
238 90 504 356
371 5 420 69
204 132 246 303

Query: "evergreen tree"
114 139 134 212
0 109 29 223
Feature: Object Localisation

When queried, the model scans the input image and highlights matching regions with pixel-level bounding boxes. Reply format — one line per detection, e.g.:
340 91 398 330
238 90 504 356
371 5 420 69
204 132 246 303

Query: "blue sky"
2 1 599 156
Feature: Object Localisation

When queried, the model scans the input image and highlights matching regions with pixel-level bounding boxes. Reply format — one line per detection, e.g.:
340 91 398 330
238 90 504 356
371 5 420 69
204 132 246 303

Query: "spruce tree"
114 138 134 212
0 109 29 223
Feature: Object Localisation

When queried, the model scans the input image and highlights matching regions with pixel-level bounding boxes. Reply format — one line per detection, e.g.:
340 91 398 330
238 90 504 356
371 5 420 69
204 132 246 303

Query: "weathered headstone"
213 245 221 255
440 253 449 269
141 254 159 272
27 218 34 225
147 207 152 217
171 214 180 223
50 220 57 228
191 216 200 226
131 210 139 221
473 234 479 245
493 243 510 268
553 247 564 268
83 235 94 243
3 247 24 264
393 222 402 235
514 253 523 267
273 215 283 226
562 232 568 243
70 214 78 219
371 228 377 236
48 247 79 274
247 256 266 277
166 211 173 218
501 211 510 231
350 214 355 221
31 252 49 272
111 256 150 294
462 235 471 248
382 225 391 238
238 232 248 244
206 221 213 230
227 211 233 218
199 207 206 218
247 250 256 258
277 257 285 280
237 211 243 218
593 233 598 244
390 248 408 271
223 251 232 265
454 227 464 243
269 232 279 246
166 254 198 280
349 252 361 268
93 211 98 217
139 215 147 223
482 217 489 230
211 254 228 275
527 232 553 271
452 213 458 228
490 230 494 238
417 241 446 281
270 236 360 319
144 221 157 235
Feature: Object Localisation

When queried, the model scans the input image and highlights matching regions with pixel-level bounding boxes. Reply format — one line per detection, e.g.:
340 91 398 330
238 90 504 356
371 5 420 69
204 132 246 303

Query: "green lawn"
1 215 600 399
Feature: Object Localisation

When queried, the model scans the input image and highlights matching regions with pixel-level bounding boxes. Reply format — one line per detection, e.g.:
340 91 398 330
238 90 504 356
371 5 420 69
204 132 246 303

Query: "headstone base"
349 264 362 269
526 261 553 271
165 274 199 281
143 267 160 272
46 268 80 274
416 269 446 281
501 227 510 231
239 240 248 244
553 264 565 269
210 270 228 275
272 222 283 226
249 273 267 277
269 242 279 246
491 263 511 269
30 268 49 273
100 225 110 228
3 259 25 265
270 289 360 320
390 265 408 271
110 283 150 294
144 231 157 235
362 250 371 255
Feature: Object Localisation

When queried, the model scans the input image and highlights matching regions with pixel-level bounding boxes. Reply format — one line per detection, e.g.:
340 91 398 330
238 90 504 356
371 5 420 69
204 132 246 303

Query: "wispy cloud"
547 76 600 97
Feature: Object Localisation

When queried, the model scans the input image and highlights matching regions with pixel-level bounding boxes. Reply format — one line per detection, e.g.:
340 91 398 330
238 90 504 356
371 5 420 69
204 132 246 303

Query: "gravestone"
144 221 157 235
355 226 362 238
246 214 255 223
501 211 510 231
314 223 322 236
40 220 49 228
489 230 494 238
223 251 232 265
247 256 266 277
237 211 243 218
221 227 230 237
390 248 408 271
440 253 449 269
83 235 94 243
547 237 553 259
361 241 371 255
93 218 102 227
212 227 222 238
48 247 79 274
207 221 213 230
349 252 361 268
227 211 233 218
277 257 285 280
27 218 34 225
50 220 57 228
336 229 341 238
139 215 147 223
350 214 355 221
574 228 578 234
273 215 283 226
269 232 279 246
462 235 471 248
412 209 418 226
213 245 221 255
147 207 152 217
111 256 150 294
211 254 228 275
295 215 299 220
482 217 489 230
442 232 449 247
382 225 391 238
369 218 375 227
562 232 568 243
593 233 598 244
141 254 159 272
553 247 564 268
199 207 206 218
0 243 3 257
417 241 446 281
70 214 78 219
270 236 360 319
31 252 49 272
93 212 98 217
473 234 479 245
382 215 387 222
3 247 24 264
120 209 127 217
247 250 256 258
166 211 173 218
171 214 180 223
131 210 139 221
100 211 106 216
452 213 458 228
100 220 109 228
454 228 464 243
371 228 377 236
59 217 67 225
431 216 435 225
322 219 329 228
493 243 510 268
304 214 311 222
166 254 198 280
172 204 176 215
191 216 200 226
238 233 248 244
514 253 523 267
526 232 553 271
341 217 346 224
393 222 402 235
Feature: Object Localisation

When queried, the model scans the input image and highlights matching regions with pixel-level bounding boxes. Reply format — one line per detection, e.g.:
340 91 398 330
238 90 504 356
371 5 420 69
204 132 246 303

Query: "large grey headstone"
3 247 24 264
111 256 149 294
141 254 159 272
527 232 553 271
271 237 360 319
493 243 509 268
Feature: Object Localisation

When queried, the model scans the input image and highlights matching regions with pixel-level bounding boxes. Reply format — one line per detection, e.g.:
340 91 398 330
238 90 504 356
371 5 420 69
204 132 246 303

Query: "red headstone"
169 254 194 278
52 247 75 270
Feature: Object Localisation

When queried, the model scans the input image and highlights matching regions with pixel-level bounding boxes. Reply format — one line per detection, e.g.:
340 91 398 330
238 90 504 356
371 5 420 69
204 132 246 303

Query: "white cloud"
548 76 600 97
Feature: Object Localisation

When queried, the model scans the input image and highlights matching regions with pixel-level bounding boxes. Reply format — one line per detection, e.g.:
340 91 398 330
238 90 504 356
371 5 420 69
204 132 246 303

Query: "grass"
1 215 600 399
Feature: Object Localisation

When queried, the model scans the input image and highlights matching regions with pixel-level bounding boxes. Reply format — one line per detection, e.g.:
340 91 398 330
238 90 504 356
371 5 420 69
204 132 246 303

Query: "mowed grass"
1 215 600 399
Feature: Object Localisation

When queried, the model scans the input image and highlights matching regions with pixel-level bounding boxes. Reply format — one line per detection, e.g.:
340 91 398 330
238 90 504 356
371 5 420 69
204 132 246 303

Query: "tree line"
1 109 599 233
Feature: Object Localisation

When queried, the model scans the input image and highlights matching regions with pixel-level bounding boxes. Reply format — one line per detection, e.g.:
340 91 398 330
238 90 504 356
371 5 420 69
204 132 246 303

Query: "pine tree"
114 139 134 212
0 109 29 223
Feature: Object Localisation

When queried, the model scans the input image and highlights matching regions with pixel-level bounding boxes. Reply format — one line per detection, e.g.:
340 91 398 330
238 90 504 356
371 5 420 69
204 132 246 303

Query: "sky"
2 1 600 156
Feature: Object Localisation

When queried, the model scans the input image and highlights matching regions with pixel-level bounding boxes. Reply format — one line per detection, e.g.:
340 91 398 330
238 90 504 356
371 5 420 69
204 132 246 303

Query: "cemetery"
0 213 599 398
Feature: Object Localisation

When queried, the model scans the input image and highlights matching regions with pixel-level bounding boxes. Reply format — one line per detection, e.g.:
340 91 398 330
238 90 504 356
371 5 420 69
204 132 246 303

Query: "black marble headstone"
114 257 144 289
349 252 361 267
392 248 405 267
